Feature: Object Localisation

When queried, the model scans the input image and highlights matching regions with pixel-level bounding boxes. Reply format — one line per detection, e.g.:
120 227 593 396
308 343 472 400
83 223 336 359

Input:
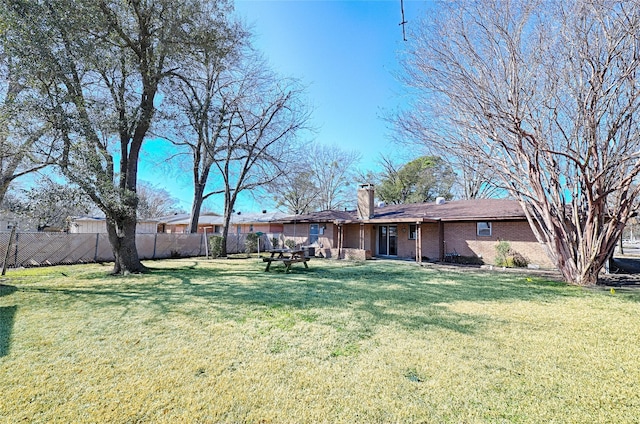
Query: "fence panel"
222 232 283 254
2 233 101 267
151 234 204 259
0 232 206 269
0 232 291 269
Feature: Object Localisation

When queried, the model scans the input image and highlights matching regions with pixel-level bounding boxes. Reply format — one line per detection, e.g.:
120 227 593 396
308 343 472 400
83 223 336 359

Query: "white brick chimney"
357 183 375 220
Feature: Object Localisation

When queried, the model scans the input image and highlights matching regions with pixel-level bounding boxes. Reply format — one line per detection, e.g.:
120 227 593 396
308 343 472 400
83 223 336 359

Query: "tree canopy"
266 144 361 214
377 156 455 204
2 0 240 273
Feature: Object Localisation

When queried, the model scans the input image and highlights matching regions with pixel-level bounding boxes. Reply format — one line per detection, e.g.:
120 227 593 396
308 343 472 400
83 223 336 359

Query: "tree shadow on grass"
13 260 590 340
0 284 18 357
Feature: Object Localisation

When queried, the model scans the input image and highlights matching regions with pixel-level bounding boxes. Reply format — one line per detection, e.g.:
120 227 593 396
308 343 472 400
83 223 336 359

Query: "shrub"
510 251 529 268
208 236 224 258
245 233 259 255
285 239 296 250
458 255 484 265
495 240 528 267
495 241 511 266
271 237 279 249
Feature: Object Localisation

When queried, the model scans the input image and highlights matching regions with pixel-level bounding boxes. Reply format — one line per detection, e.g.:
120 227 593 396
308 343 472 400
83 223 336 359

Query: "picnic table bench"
263 249 309 272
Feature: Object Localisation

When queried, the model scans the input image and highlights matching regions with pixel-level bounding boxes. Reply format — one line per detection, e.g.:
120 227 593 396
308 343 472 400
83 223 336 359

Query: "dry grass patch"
1 259 639 422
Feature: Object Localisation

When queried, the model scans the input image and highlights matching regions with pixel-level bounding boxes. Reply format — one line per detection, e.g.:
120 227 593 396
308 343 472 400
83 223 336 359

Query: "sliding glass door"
378 225 397 256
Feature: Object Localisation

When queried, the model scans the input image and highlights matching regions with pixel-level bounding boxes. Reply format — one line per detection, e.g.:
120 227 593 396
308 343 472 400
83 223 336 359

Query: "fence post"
153 233 157 259
13 230 18 267
2 226 16 275
202 232 208 258
94 233 99 262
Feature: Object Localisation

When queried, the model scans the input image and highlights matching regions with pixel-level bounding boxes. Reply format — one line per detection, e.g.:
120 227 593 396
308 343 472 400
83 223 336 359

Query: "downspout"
416 222 422 264
438 219 445 261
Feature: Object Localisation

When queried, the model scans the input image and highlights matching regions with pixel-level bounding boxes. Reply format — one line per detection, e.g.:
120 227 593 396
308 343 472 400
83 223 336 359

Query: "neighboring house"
68 216 159 234
230 211 291 235
155 211 291 235
0 212 36 232
156 213 224 234
275 184 554 267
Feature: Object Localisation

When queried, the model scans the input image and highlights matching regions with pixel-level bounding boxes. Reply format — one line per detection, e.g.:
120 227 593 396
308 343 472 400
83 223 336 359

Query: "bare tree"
309 144 361 211
160 30 247 234
265 164 320 214
211 70 309 256
137 182 185 219
3 0 237 274
400 0 640 286
164 44 310 254
393 115 501 199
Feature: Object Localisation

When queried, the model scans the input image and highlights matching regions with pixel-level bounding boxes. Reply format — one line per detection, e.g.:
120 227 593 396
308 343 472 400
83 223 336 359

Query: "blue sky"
234 0 427 164
140 0 431 213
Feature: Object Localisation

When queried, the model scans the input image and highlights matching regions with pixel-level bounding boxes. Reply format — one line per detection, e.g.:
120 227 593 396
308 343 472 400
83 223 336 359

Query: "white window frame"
309 224 319 244
409 224 417 240
477 221 492 237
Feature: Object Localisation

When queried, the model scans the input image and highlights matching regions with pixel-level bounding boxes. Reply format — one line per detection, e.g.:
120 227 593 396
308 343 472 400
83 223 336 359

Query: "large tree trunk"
189 183 206 234
219 203 233 258
106 214 147 275
525 199 623 287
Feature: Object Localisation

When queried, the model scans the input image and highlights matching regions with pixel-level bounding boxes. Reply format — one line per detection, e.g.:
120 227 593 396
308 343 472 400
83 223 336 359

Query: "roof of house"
160 214 224 226
372 198 526 222
276 198 526 224
156 211 292 226
277 209 357 223
156 212 221 225
232 211 291 224
71 216 159 224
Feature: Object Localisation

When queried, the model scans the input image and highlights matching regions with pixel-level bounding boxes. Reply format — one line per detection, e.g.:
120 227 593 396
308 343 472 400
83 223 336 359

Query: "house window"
214 225 221 233
477 221 492 237
249 224 254 233
309 224 319 244
409 224 417 240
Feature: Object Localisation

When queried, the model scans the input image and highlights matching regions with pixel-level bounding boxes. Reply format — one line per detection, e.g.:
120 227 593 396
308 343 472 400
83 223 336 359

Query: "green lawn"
1 259 639 423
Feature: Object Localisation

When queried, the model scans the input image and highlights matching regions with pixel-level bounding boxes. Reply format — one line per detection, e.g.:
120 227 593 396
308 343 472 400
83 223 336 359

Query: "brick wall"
329 248 371 260
284 219 554 268
444 220 553 267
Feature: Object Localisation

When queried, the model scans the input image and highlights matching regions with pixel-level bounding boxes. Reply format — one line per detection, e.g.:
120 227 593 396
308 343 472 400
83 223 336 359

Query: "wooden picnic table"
263 249 309 272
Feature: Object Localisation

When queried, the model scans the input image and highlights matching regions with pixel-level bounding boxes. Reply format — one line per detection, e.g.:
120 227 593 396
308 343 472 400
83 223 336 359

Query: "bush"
208 236 224 258
245 233 259 255
510 251 529 268
495 241 511 266
458 255 484 265
271 237 279 249
285 239 296 250
495 240 528 268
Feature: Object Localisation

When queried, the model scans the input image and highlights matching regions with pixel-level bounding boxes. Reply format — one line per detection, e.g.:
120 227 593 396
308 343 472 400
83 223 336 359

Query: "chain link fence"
0 232 206 269
223 232 284 255
0 232 287 269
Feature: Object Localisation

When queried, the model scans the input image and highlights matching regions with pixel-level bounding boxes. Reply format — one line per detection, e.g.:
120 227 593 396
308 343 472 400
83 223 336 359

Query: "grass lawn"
1 258 639 423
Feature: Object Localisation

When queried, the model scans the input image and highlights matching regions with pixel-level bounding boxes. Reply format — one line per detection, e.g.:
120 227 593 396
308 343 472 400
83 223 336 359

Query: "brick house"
156 213 224 234
276 184 553 268
68 216 159 234
229 211 289 235
156 210 289 236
